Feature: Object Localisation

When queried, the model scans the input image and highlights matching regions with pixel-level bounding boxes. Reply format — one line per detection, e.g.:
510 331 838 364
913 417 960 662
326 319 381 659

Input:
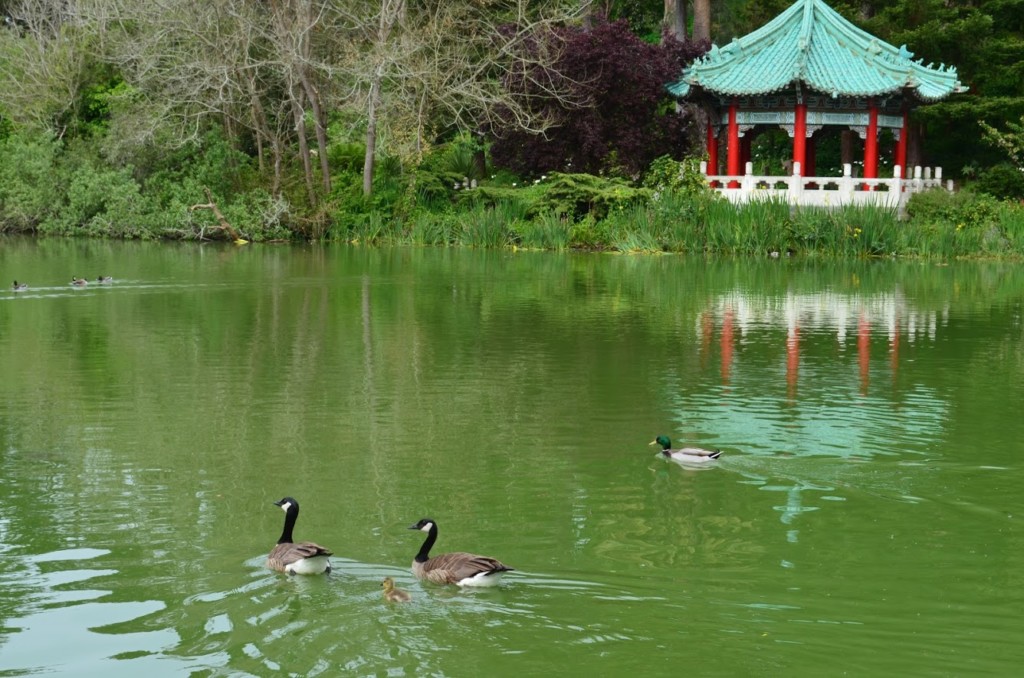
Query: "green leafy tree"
980 116 1024 168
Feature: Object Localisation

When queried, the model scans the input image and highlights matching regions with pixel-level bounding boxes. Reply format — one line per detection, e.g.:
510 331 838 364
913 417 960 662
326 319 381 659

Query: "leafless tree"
344 0 583 196
0 0 90 134
5 0 586 202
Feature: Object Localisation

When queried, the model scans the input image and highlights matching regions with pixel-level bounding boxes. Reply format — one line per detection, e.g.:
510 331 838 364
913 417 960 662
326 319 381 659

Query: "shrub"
972 163 1024 201
527 172 652 221
642 155 709 196
905 189 1001 231
0 134 61 231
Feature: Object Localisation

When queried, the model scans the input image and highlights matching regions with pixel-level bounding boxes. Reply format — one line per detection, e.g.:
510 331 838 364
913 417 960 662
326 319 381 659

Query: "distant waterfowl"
408 518 513 587
70 277 88 286
382 577 412 602
266 497 333 575
12 280 27 291
650 435 722 464
97 276 112 283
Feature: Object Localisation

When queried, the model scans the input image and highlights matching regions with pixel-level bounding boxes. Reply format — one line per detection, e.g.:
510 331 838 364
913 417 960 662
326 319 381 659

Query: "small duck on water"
382 577 412 602
650 435 721 464
12 280 28 291
97 276 113 283
70 277 88 286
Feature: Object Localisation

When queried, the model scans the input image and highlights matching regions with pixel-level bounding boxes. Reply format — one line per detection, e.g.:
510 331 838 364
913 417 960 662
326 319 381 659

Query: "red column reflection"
786 322 799 399
721 307 734 384
858 312 870 395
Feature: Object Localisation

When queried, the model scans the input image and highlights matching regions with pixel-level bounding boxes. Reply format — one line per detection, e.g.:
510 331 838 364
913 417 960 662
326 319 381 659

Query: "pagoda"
669 0 965 203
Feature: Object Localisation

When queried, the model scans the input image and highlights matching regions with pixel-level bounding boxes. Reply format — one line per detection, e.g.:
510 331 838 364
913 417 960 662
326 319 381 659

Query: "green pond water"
1 237 1022 676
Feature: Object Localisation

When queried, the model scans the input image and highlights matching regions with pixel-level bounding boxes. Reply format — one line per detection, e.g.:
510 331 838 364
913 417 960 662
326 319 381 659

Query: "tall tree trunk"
663 0 686 43
693 0 711 42
272 139 283 196
292 0 331 195
298 67 332 195
291 84 317 205
362 0 404 196
363 70 381 196
244 72 272 176
267 0 316 203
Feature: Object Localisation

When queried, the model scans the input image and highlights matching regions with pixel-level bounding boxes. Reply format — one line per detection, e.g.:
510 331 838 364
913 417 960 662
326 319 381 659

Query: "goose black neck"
278 505 298 544
415 523 438 563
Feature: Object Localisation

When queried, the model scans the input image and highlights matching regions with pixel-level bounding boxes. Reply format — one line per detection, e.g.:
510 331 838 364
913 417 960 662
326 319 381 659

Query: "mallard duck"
70 277 88 286
408 518 513 587
12 280 28 291
650 435 721 464
96 276 112 283
266 497 333 575
382 577 412 602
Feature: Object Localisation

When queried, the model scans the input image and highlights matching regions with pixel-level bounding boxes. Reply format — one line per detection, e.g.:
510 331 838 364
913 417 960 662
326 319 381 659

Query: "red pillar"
792 102 807 175
706 119 719 175
895 109 908 176
864 101 879 181
727 101 740 187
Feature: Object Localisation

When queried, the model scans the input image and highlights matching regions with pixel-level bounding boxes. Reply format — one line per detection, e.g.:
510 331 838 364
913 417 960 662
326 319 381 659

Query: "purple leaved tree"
488 20 708 179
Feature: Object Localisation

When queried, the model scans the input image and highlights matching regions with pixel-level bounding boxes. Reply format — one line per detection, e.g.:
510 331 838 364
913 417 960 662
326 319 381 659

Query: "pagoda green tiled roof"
669 0 965 102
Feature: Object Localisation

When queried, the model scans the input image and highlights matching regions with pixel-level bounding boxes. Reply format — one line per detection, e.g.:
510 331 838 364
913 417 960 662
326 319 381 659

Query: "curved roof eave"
667 0 965 102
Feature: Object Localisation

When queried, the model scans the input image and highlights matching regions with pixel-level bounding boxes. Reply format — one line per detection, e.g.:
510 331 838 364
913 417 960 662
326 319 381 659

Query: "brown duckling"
382 577 412 602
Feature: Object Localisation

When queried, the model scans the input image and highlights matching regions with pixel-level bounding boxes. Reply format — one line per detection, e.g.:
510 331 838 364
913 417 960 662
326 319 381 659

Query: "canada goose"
382 577 412 602
650 435 722 464
408 518 513 587
70 277 88 286
97 276 112 283
266 497 333 575
12 281 27 291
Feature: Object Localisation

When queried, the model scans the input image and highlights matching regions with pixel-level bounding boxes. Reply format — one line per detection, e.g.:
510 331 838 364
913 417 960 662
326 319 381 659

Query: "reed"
606 204 661 253
348 212 389 244
729 198 791 255
409 211 456 246
346 184 1024 259
513 211 572 250
999 202 1024 255
457 203 513 248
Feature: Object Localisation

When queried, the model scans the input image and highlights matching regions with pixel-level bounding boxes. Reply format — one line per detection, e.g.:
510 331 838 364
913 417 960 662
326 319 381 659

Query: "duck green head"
649 435 671 450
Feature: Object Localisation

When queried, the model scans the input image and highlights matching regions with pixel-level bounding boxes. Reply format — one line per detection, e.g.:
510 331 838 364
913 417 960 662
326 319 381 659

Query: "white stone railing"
701 162 953 214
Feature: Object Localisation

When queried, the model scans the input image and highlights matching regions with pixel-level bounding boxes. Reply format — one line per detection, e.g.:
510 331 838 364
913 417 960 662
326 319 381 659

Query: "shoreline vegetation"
2 4 1023 260
1 134 1022 259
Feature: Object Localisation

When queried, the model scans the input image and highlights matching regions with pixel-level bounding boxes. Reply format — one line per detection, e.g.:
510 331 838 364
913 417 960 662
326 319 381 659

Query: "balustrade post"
742 161 755 195
840 163 854 203
789 161 803 202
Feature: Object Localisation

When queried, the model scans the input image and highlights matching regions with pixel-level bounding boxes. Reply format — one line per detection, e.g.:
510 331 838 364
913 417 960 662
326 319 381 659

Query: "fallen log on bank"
190 188 249 244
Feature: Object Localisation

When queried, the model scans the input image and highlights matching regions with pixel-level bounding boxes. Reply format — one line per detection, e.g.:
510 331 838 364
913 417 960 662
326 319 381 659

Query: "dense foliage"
488 20 708 179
